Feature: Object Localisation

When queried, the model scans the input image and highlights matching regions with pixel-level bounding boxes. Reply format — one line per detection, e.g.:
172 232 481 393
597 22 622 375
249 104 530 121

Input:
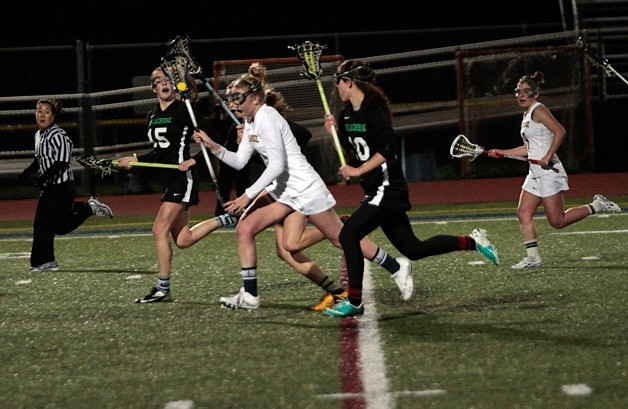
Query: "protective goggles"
225 82 261 104
333 65 369 85
333 74 351 85
514 87 537 97
225 90 253 105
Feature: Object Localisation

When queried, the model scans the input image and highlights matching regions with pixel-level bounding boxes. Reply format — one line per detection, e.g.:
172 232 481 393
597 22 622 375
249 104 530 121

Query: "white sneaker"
29 261 60 271
470 228 500 266
511 257 543 269
392 257 414 301
88 196 114 218
591 194 622 214
220 287 260 310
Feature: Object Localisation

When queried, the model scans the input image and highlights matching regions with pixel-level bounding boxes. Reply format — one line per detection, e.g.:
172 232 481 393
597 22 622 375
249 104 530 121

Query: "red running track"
1 173 626 222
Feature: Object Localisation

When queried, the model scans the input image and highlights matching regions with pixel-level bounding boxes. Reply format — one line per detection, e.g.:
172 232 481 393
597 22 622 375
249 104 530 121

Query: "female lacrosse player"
321 60 500 317
212 72 345 310
16 98 113 271
213 75 312 218
488 71 621 269
193 65 412 311
117 67 236 303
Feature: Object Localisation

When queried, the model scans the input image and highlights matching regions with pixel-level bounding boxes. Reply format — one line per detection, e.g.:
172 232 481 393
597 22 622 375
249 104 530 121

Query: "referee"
17 98 114 271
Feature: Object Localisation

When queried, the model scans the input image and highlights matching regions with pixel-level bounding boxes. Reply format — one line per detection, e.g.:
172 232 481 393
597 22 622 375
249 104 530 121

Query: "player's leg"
512 189 543 269
220 197 292 310
279 211 326 254
274 223 346 311
134 202 184 303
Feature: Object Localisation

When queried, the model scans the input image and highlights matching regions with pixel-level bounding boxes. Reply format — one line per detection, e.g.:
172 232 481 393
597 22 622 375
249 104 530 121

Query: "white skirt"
268 186 337 216
522 170 569 197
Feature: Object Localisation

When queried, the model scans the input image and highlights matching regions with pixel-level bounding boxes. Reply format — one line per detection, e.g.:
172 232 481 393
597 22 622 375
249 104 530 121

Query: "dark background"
4 1 625 180
0 1 566 98
2 1 561 47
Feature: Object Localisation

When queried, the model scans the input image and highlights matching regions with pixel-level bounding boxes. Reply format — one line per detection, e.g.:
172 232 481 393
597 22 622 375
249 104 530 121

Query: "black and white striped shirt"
35 124 73 184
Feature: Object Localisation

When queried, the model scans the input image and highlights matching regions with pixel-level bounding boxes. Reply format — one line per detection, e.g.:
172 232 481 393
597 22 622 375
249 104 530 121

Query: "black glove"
35 161 68 188
35 175 48 188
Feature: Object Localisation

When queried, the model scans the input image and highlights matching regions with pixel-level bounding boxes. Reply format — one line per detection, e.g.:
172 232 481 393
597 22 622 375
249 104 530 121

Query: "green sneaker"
470 228 500 266
322 299 364 318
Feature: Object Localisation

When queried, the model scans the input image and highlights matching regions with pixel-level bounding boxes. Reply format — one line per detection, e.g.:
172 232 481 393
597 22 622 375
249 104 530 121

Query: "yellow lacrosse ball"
177 82 188 92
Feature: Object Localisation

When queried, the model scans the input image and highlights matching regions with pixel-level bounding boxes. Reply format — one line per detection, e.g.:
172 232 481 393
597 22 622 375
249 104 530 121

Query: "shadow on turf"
47 268 156 275
390 316 609 347
375 291 611 347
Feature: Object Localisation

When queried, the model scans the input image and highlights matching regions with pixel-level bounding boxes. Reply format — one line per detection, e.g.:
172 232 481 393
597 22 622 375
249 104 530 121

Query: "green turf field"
1 199 626 409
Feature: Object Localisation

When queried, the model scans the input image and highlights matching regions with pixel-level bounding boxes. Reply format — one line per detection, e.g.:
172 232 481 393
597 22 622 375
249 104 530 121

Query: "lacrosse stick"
289 41 346 166
168 35 241 125
160 52 227 209
73 155 179 177
450 134 558 171
577 37 628 86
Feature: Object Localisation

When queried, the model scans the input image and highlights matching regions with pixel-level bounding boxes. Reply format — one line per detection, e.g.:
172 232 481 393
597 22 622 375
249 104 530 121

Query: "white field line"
359 261 392 408
2 212 625 243
317 261 446 407
549 229 628 235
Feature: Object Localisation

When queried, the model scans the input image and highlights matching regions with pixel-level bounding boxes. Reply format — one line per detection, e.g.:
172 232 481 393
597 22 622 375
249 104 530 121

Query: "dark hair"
333 59 392 119
518 71 545 92
265 88 292 115
36 98 63 115
335 60 376 84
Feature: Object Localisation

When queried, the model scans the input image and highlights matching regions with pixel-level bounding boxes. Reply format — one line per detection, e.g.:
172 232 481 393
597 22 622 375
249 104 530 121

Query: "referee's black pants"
31 182 93 267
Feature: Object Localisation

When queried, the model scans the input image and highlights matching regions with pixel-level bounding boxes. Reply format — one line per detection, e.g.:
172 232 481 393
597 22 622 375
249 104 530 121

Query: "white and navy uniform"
520 101 569 197
28 124 94 267
214 104 335 215
138 100 200 205
337 96 472 291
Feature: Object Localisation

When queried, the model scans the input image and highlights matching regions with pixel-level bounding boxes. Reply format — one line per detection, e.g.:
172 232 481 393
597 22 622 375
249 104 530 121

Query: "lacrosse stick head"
160 52 192 96
167 35 203 77
450 134 484 162
73 155 116 177
288 41 326 80
576 36 611 76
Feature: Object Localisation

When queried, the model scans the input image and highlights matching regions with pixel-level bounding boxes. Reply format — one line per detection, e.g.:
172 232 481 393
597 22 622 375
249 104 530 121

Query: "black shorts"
361 187 411 212
160 169 200 206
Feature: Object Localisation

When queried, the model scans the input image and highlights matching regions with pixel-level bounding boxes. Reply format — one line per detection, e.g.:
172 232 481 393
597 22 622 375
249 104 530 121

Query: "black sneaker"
134 287 172 303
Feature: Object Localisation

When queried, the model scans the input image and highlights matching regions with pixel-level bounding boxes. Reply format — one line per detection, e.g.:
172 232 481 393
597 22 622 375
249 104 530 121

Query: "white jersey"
215 104 334 213
521 101 565 178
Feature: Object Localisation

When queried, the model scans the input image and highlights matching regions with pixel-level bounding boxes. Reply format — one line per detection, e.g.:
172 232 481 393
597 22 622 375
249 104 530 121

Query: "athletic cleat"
591 194 622 214
134 287 172 303
470 228 500 266
392 257 414 300
511 257 543 269
322 299 364 318
220 287 260 311
216 213 238 228
88 196 114 219
311 291 348 311
29 261 59 271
